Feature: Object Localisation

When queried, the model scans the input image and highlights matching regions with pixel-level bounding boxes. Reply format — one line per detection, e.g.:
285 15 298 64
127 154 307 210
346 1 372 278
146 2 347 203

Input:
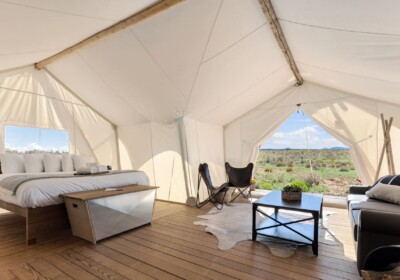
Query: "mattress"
0 171 149 208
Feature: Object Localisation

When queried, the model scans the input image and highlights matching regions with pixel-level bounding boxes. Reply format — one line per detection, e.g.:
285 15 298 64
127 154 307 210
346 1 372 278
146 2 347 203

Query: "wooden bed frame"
0 200 70 245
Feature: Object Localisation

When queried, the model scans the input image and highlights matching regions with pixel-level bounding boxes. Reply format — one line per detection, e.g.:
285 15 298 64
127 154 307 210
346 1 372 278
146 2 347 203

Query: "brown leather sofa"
347 176 400 273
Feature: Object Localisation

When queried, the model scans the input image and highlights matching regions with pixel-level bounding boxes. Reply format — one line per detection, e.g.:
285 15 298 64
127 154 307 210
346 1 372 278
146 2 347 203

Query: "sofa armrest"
349 185 370 195
359 210 400 236
356 209 400 273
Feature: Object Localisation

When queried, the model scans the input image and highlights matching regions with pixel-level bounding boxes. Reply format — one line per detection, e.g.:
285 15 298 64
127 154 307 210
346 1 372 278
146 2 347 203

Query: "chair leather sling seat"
196 163 229 210
225 162 254 202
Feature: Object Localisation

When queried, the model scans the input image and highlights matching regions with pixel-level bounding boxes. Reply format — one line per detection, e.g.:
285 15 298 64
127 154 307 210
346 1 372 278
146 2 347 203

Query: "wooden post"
374 114 395 181
385 119 394 174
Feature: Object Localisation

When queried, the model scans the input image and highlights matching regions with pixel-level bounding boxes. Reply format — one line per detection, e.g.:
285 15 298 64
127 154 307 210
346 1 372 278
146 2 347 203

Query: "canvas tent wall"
0 66 118 167
225 82 400 185
0 0 400 203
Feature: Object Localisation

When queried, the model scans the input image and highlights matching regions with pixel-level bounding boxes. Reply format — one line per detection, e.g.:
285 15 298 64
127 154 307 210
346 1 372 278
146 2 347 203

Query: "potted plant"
282 185 302 201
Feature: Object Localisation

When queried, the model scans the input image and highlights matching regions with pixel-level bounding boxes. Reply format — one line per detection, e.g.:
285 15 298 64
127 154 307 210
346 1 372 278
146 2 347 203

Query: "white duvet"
0 171 149 208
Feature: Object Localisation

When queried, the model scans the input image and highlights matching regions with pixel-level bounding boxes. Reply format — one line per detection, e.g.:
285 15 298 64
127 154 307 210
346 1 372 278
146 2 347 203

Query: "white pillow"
23 154 44 173
0 154 25 174
43 154 62 172
72 155 94 170
366 182 400 205
62 154 74 172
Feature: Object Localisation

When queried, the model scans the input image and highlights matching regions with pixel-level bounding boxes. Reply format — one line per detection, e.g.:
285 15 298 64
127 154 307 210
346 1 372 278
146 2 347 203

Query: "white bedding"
0 171 149 208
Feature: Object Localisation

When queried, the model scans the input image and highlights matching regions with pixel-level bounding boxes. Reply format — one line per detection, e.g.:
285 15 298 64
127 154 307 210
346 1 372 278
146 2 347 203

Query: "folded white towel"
97 165 108 172
76 166 98 175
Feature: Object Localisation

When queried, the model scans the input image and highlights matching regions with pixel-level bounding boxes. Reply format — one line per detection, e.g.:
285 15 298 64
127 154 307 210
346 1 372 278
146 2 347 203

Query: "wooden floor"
0 201 360 279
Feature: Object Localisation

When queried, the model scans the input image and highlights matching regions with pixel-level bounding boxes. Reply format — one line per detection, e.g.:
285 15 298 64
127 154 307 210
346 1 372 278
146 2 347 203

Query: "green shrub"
340 166 349 172
264 167 273 173
282 185 301 192
315 184 328 193
289 180 309 192
304 174 320 186
254 149 358 196
276 161 286 167
257 182 272 190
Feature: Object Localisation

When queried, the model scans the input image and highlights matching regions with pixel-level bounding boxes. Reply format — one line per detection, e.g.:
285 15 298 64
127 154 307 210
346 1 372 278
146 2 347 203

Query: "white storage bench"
63 185 157 244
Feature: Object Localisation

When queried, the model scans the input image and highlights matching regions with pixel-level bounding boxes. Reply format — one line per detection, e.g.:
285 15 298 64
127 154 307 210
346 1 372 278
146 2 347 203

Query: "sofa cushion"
366 182 400 205
348 200 364 241
348 197 400 241
347 194 368 204
351 200 400 212
350 209 360 241
347 193 368 209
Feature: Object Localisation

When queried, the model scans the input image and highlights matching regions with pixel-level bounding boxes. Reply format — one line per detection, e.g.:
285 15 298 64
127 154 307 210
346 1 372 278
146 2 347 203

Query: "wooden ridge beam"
258 0 303 85
35 0 184 70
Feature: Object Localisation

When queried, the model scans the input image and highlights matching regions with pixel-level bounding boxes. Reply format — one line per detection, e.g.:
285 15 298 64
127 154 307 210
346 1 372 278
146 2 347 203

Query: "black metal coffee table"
252 190 323 256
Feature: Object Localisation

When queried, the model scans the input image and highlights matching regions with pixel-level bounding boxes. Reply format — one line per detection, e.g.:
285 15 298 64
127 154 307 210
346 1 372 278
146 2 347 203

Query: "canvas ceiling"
0 0 400 202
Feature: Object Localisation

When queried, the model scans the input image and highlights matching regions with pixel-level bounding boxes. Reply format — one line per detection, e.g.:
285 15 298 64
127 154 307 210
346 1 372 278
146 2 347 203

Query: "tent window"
255 112 358 196
4 126 69 154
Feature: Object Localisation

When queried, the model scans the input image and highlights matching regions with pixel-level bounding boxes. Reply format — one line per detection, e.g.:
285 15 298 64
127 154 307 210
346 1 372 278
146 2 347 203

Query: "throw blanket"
0 170 139 195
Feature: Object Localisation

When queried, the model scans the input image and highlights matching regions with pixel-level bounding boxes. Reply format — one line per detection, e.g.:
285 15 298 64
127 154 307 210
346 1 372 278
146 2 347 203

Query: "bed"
0 170 150 245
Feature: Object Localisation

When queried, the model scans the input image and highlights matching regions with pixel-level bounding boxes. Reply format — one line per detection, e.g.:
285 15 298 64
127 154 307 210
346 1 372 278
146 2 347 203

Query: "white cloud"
5 142 68 153
273 132 285 139
261 125 346 149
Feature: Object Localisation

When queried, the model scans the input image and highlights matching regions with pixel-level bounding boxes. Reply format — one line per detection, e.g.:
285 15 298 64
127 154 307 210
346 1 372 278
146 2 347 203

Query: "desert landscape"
255 149 359 196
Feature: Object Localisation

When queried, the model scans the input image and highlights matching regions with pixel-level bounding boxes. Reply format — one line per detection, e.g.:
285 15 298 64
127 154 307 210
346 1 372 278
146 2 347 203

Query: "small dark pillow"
389 175 400 186
368 175 396 192
378 175 395 185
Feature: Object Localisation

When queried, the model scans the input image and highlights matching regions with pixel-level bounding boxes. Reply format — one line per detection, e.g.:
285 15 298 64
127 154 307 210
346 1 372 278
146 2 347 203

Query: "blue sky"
4 115 345 152
5 126 68 153
260 112 347 149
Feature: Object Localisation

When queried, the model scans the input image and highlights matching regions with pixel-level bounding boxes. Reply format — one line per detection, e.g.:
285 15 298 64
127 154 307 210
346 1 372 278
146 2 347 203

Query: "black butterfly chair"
225 162 254 202
196 163 229 210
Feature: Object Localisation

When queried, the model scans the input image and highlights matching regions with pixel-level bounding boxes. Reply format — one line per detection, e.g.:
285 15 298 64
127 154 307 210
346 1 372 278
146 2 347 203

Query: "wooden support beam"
258 0 303 85
384 118 395 175
374 114 395 181
35 0 184 70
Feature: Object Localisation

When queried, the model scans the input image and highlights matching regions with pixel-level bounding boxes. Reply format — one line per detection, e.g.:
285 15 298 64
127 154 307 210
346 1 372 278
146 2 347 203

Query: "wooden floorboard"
0 201 361 279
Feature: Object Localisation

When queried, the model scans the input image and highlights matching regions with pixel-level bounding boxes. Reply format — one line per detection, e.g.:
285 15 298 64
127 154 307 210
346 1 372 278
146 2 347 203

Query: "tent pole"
385 118 395 174
382 117 391 175
114 126 121 170
35 0 184 70
374 114 394 180
258 0 303 85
